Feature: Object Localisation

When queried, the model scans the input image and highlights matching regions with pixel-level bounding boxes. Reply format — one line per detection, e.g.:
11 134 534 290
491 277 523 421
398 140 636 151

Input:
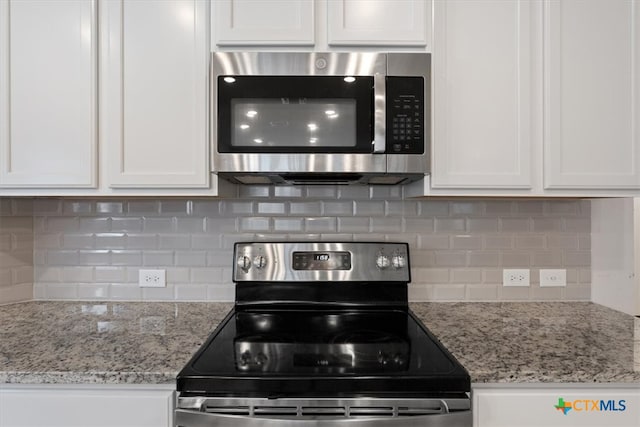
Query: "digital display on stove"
293 251 351 270
294 353 353 368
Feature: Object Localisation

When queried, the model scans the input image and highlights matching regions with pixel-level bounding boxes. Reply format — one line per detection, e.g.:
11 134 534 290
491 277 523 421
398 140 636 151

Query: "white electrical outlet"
503 269 530 287
540 269 566 287
139 269 166 288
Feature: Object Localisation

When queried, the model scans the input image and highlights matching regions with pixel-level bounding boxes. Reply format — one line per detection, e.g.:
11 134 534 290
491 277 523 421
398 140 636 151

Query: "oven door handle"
175 409 471 427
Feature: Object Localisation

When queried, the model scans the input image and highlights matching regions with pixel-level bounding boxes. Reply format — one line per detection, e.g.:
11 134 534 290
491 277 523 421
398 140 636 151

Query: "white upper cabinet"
0 0 97 188
544 0 640 189
327 0 430 46
101 0 210 188
430 0 536 189
214 0 314 46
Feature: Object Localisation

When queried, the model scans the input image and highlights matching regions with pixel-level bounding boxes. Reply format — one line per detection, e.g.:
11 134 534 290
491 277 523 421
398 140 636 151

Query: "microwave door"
216 76 374 154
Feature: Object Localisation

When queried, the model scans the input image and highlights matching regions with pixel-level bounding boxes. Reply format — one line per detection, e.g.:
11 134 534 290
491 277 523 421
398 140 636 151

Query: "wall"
0 199 33 304
591 198 639 316
28 187 591 302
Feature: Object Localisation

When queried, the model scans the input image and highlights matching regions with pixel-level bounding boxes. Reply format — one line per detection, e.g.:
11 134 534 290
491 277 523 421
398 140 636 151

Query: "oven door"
176 397 471 427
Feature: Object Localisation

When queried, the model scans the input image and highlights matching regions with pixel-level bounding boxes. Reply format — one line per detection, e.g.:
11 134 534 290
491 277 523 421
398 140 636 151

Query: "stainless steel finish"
385 53 431 178
212 52 386 77
210 52 430 185
233 242 410 283
176 410 471 427
176 396 471 427
215 153 387 175
372 73 386 154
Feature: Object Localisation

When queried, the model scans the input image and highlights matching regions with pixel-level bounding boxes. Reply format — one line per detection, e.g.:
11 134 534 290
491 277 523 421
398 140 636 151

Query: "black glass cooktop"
177 309 470 398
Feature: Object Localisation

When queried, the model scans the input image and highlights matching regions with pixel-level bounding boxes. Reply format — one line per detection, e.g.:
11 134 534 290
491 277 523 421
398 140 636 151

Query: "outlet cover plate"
540 269 567 287
503 269 530 287
139 269 166 288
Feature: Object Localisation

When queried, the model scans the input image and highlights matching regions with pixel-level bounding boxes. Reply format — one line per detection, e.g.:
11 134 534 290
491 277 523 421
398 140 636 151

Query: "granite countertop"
411 302 640 383
0 301 232 384
0 301 638 385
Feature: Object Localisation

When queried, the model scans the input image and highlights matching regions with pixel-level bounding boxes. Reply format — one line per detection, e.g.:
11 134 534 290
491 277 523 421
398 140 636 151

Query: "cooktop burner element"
176 242 471 426
236 311 410 373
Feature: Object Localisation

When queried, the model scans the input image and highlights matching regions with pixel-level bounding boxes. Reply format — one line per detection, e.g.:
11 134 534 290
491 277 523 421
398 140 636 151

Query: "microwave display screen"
231 98 356 148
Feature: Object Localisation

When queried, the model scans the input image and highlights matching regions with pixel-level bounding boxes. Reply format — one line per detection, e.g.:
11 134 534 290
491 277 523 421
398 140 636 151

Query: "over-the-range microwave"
211 52 430 185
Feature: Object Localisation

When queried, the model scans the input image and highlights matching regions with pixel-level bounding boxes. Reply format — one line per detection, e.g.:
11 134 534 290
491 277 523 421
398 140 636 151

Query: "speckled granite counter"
411 302 640 383
0 301 232 384
0 301 638 385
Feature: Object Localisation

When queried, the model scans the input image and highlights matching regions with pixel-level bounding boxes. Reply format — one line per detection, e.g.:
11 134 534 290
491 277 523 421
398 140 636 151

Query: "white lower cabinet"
473 384 640 427
0 384 174 427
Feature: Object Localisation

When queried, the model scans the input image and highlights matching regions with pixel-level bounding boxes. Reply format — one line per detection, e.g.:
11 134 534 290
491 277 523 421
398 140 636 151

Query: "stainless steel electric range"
176 242 471 426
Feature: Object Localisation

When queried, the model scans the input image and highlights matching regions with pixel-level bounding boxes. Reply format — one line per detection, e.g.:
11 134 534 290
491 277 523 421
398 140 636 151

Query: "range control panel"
233 242 410 283
386 76 425 154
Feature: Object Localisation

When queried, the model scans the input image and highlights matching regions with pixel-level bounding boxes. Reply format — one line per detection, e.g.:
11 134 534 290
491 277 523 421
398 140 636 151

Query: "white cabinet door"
544 0 640 189
0 384 174 427
101 0 210 188
214 0 314 46
0 0 97 188
327 0 430 46
431 0 536 189
473 385 640 427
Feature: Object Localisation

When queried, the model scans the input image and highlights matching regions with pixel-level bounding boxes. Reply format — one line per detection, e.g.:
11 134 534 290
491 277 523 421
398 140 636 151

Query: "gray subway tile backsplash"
434 218 465 233
273 218 304 232
338 217 371 233
450 235 483 250
466 284 499 301
466 218 499 233
0 200 33 304
354 201 385 217
304 217 337 233
1 191 592 302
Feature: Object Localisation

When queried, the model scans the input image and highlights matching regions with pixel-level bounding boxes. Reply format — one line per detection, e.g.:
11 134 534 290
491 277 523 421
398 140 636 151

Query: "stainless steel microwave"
211 52 430 185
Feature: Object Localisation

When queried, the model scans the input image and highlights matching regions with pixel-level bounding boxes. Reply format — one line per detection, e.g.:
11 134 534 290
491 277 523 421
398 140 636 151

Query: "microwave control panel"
386 77 425 154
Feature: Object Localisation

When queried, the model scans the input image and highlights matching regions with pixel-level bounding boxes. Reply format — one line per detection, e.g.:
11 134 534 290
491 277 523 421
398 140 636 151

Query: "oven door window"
217 76 374 153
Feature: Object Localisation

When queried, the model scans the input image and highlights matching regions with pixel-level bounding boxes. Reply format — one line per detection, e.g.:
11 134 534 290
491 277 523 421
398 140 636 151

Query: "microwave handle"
372 73 386 153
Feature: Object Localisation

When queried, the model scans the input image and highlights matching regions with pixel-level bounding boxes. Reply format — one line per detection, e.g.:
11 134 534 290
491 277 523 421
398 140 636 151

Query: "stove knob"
375 255 390 270
255 352 268 366
237 256 251 272
253 255 267 269
377 351 389 366
392 254 406 270
239 351 252 366
393 353 405 365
